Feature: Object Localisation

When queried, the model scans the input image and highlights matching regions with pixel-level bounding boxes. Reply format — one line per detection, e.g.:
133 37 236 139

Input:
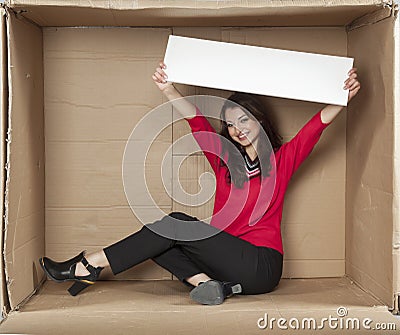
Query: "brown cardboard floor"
0 278 399 335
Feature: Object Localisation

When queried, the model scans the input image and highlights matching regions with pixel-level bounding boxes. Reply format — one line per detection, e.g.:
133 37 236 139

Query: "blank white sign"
164 35 354 106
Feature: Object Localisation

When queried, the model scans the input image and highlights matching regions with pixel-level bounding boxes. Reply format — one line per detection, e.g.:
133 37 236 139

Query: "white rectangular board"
164 35 354 106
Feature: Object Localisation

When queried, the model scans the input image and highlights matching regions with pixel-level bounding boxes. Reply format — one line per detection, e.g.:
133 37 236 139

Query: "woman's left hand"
344 68 361 102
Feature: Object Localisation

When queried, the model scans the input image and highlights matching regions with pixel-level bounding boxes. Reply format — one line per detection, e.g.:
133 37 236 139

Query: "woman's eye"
240 118 249 123
227 123 233 127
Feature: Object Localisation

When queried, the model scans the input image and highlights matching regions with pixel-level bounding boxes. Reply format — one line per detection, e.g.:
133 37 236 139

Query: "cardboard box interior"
1 0 399 318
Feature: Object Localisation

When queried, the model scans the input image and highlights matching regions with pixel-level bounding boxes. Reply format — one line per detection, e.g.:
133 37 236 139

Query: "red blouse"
186 108 331 254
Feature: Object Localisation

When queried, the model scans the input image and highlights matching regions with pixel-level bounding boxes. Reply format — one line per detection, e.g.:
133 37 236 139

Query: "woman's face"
224 107 261 149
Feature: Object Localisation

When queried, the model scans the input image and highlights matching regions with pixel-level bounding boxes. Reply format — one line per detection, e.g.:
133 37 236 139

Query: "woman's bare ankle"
74 262 91 276
185 273 212 287
75 250 110 277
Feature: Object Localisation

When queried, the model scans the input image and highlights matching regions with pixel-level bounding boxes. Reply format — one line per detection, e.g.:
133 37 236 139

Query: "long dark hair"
219 93 282 188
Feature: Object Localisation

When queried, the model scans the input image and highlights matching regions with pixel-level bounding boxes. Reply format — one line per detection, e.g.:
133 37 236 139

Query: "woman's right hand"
152 61 195 118
152 61 173 92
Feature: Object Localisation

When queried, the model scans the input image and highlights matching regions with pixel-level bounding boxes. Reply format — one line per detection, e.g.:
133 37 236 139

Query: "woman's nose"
233 126 241 134
236 125 245 133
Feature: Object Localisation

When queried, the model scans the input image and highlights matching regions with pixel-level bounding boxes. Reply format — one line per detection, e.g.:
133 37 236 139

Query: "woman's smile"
238 131 249 140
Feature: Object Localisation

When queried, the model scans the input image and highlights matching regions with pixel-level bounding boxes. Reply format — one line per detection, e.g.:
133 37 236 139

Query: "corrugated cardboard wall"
44 26 347 280
346 16 395 307
44 27 173 280
4 12 45 309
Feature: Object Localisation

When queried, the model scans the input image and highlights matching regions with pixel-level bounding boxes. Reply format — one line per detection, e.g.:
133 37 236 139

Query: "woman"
40 62 360 305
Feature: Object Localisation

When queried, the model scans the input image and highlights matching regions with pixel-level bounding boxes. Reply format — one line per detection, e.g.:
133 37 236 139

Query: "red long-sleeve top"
186 108 331 254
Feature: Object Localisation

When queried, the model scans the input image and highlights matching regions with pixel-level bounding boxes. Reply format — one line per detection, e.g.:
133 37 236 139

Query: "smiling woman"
219 92 282 188
40 60 360 306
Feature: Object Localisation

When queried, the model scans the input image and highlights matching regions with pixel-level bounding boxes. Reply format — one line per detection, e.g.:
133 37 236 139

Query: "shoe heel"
231 284 242 294
68 281 91 296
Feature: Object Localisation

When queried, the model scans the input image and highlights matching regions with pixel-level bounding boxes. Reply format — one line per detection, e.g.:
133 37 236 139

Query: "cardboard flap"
8 0 386 9
3 10 45 310
346 14 396 309
393 4 400 312
0 7 10 316
5 0 387 27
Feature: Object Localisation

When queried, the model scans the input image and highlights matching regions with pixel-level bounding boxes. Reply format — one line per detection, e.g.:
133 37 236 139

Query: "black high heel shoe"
39 252 104 296
190 280 242 305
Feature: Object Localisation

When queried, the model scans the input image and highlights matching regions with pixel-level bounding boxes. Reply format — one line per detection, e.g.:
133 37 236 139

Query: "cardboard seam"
0 5 10 319
2 6 12 313
345 262 391 306
2 2 42 29
345 274 392 311
346 6 395 31
344 274 389 307
6 0 388 10
7 275 45 312
6 5 40 29
394 296 400 315
392 2 400 315
4 2 393 29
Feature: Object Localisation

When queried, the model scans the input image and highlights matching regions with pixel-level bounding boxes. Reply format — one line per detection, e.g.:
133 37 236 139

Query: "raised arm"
278 68 361 180
320 68 361 124
152 61 223 172
152 61 196 119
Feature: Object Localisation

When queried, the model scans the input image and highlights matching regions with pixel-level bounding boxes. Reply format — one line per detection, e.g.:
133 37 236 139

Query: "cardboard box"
0 0 399 331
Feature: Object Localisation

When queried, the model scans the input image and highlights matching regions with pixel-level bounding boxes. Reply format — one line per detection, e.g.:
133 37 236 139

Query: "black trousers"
103 212 283 295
